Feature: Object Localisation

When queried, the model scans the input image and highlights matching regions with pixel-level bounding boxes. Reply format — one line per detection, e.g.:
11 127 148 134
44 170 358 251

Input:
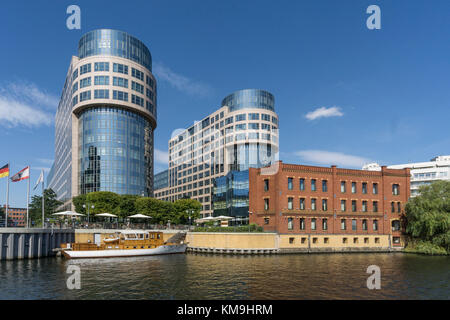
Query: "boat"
61 230 187 259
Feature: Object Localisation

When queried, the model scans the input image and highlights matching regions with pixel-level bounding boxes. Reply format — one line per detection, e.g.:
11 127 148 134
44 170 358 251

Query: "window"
72 69 78 80
94 89 109 99
113 63 128 74
362 219 368 231
80 77 91 88
300 178 305 191
235 124 246 131
261 114 270 121
352 200 357 212
362 201 368 212
362 182 367 194
248 123 259 130
392 220 400 231
94 62 109 72
353 237 359 244
288 218 293 230
341 181 346 193
131 68 144 81
393 237 401 244
146 75 154 88
322 218 328 230
391 202 395 213
94 76 109 85
373 220 378 231
300 218 305 230
80 63 91 75
79 91 91 102
392 184 400 195
235 114 246 122
225 117 233 125
352 219 357 231
397 202 401 213
352 182 357 193
311 179 316 191
289 237 295 244
288 177 293 190
375 237 380 244
311 218 316 230
343 238 348 244
311 199 317 211
341 200 346 212
248 113 259 120
322 180 328 192
264 218 269 225
322 199 328 211
364 238 369 244
113 77 128 88
301 237 307 244
373 201 378 213
341 219 346 230
132 81 144 94
72 82 78 94
373 183 378 194
113 90 128 101
264 179 269 191
264 198 269 210
300 198 305 210
288 197 293 210
131 94 144 107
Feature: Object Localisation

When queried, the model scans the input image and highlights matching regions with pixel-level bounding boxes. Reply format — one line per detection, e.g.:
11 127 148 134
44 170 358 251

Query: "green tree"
72 193 87 214
117 194 139 218
135 197 175 223
29 188 63 226
173 198 201 224
405 181 450 254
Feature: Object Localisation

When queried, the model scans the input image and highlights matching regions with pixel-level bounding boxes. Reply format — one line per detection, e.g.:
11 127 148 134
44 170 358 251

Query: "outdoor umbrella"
128 214 151 219
96 213 117 217
52 211 85 217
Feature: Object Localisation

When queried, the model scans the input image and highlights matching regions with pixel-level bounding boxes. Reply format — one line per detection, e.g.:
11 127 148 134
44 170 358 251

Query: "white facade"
363 155 450 197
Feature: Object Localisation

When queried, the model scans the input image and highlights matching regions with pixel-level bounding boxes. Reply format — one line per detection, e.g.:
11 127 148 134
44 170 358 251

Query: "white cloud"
305 106 343 121
295 150 371 168
153 62 213 97
0 81 58 128
155 148 169 165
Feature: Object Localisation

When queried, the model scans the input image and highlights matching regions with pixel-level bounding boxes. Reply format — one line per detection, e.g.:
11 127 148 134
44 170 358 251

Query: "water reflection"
0 253 448 300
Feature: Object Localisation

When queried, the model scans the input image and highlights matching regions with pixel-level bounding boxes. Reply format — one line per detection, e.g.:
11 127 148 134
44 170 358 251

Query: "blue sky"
1 0 449 207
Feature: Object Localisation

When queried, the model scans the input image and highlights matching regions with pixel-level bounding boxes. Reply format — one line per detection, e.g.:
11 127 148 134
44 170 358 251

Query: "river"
0 253 448 299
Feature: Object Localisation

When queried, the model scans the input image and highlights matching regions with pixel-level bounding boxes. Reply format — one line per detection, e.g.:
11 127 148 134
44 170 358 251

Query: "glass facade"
221 89 275 112
212 170 249 218
48 29 156 209
154 169 169 191
78 106 153 196
78 29 152 71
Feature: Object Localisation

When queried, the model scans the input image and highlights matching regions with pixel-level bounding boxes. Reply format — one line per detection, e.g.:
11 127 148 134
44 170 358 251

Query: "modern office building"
48 29 157 209
249 161 410 248
363 155 450 197
212 170 249 221
155 89 279 217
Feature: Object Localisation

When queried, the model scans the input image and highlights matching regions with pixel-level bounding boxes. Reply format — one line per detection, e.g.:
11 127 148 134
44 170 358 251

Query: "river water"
0 253 448 299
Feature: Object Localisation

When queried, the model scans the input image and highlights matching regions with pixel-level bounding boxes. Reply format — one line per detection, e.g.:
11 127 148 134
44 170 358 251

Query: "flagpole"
42 172 45 228
5 162 9 228
27 167 30 229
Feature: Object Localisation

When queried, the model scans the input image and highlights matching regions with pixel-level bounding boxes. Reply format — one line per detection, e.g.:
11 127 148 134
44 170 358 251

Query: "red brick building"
249 161 410 246
2 205 26 227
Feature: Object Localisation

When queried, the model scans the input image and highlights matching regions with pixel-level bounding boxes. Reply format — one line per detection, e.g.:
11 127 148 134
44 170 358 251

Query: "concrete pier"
0 228 74 260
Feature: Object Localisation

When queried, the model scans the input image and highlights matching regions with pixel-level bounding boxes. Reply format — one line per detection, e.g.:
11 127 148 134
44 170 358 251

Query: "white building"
363 156 450 197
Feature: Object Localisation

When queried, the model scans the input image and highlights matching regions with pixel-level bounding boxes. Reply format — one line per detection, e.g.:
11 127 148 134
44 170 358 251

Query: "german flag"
0 164 9 178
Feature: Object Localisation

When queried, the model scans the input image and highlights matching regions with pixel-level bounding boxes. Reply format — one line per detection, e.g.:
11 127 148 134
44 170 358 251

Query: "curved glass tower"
158 88 279 218
48 29 156 209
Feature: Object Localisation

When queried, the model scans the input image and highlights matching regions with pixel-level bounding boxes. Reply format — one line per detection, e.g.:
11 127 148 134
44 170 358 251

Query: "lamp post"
186 209 194 230
83 204 95 226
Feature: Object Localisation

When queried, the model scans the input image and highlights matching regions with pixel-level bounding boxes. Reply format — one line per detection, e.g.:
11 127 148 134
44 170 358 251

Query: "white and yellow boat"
61 230 187 259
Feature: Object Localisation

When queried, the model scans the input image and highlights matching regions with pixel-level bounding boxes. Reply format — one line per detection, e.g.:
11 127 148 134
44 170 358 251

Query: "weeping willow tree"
405 180 450 254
